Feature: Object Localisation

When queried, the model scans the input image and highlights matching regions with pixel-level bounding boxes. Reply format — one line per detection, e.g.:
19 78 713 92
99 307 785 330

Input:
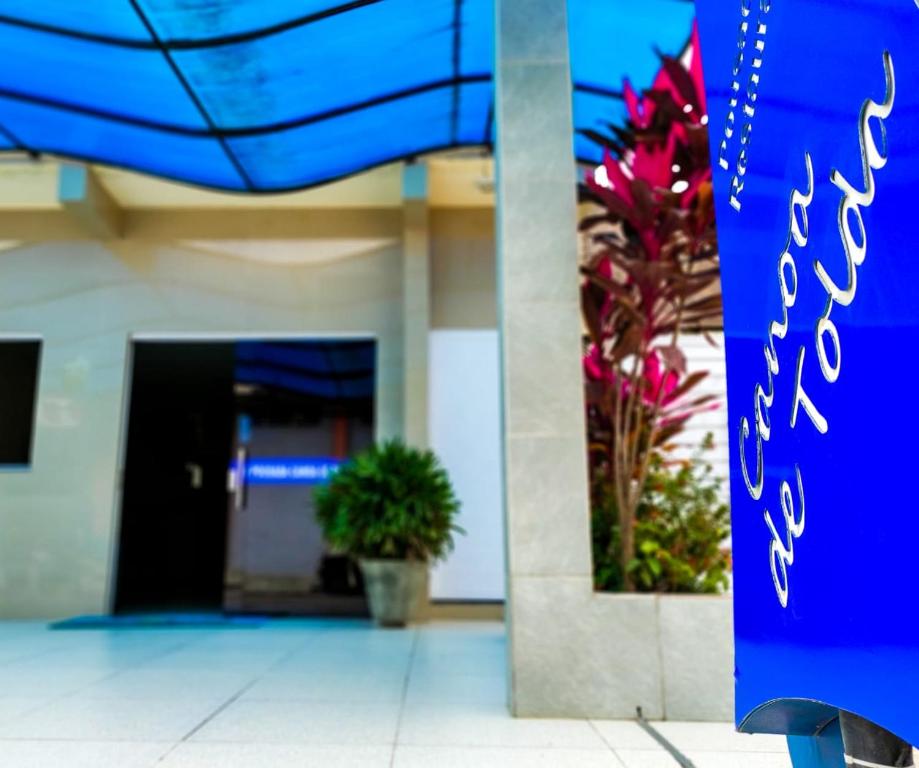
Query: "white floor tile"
410 650 505 677
590 721 666 751
159 743 392 767
653 721 788 753
35 641 190 668
137 651 284 674
75 668 253 702
614 750 682 768
0 698 49 723
0 621 789 768
394 746 625 767
0 696 221 741
309 629 417 655
190 699 400 745
404 669 506 705
185 632 307 652
269 650 411 676
685 751 793 768
0 740 170 768
241 671 406 703
0 667 115 698
0 648 52 665
398 701 609 749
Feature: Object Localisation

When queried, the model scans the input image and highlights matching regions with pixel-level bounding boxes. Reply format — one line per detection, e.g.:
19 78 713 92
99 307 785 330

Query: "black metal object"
635 708 697 768
840 712 914 768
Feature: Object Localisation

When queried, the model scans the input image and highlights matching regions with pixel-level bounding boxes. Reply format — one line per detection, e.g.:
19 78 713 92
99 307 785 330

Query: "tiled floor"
0 620 792 767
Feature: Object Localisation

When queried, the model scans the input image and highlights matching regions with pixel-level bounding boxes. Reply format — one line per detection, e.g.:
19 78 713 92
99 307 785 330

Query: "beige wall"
0 232 405 618
0 204 501 619
431 209 496 329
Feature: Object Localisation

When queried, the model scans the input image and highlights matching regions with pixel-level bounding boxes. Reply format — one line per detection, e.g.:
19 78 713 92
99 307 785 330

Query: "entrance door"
114 338 376 616
114 342 235 613
223 341 374 615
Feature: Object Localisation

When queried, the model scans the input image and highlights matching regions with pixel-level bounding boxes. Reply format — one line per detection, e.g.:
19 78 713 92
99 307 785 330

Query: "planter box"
511 586 733 721
656 594 734 721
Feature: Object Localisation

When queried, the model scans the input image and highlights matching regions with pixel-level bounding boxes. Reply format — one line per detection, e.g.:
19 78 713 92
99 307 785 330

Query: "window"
0 340 41 466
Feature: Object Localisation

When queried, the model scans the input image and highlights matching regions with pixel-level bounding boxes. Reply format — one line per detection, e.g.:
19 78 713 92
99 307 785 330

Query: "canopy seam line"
0 75 493 139
127 0 255 190
0 122 33 155
0 0 382 52
0 141 486 194
451 0 463 145
575 83 623 99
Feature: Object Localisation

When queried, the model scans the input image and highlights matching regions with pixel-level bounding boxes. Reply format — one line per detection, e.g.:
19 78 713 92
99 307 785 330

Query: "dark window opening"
0 339 42 466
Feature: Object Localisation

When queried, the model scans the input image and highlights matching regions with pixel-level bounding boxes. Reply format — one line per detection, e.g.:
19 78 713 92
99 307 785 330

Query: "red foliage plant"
580 22 722 590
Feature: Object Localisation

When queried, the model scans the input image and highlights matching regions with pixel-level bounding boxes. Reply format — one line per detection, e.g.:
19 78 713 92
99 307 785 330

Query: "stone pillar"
494 0 596 715
402 163 430 448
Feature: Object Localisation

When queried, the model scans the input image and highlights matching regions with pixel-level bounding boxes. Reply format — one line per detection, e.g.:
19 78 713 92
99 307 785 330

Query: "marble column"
402 163 430 448
494 0 596 715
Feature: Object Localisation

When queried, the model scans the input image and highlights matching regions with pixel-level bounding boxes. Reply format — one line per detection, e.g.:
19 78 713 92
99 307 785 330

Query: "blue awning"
0 0 694 192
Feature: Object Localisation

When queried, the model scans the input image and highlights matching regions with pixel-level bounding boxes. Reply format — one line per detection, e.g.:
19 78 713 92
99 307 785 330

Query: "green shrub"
592 437 731 593
314 439 462 562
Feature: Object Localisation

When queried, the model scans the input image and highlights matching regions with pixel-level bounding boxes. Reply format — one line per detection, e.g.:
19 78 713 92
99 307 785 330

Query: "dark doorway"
114 338 376 616
114 342 236 613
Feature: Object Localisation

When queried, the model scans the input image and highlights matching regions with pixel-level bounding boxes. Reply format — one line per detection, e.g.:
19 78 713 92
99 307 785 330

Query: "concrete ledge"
510 587 733 721
658 594 734 721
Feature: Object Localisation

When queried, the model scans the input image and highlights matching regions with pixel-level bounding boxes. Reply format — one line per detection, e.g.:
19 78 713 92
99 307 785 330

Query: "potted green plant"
314 439 462 627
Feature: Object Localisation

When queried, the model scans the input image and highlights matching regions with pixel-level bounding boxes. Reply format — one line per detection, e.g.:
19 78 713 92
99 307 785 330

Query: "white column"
402 163 430 448
494 0 592 714
495 1 671 719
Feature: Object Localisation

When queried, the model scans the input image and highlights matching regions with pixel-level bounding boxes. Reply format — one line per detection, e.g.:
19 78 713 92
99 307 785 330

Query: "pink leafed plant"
580 22 722 590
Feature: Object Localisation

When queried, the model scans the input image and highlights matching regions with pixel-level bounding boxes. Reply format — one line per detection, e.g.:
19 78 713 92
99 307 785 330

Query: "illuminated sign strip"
232 457 343 486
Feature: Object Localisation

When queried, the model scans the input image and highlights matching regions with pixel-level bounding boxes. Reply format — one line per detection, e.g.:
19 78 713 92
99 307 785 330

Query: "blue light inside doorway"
234 457 343 486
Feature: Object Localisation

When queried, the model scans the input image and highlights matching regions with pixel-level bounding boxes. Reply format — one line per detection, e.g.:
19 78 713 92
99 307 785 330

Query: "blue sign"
696 0 919 744
237 414 253 445
236 457 343 486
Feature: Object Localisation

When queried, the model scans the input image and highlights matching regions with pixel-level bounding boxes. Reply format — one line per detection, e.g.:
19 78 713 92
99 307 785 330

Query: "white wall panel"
670 332 730 495
428 330 505 601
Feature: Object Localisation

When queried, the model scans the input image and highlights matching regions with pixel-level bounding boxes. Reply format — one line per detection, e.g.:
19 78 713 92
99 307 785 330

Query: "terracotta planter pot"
359 559 428 627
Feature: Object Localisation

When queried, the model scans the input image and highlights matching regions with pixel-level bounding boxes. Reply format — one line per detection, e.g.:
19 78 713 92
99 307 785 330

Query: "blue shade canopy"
0 0 694 192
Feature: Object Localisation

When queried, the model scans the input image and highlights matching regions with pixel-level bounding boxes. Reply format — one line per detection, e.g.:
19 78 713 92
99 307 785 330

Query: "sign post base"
787 719 844 768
